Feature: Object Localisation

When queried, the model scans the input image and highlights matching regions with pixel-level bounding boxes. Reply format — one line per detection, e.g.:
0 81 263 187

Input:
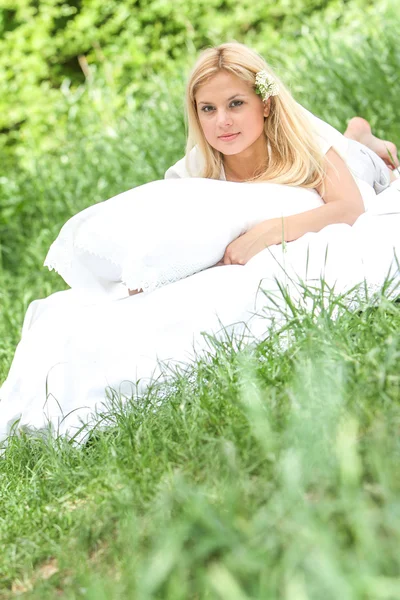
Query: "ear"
263 97 272 118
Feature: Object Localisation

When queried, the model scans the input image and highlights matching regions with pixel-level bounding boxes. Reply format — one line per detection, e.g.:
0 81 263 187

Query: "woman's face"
195 70 270 157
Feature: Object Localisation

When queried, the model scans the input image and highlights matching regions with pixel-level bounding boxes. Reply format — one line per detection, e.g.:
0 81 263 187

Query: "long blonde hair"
185 42 326 189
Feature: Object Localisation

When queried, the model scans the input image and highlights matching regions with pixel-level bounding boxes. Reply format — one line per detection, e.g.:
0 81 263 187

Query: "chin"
216 143 245 156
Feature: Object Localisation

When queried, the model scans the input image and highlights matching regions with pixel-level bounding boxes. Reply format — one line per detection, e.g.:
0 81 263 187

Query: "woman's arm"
221 148 365 265
284 147 364 241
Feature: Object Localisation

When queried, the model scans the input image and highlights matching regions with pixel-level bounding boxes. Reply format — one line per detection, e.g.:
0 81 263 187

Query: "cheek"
198 116 215 141
230 108 265 139
248 111 265 135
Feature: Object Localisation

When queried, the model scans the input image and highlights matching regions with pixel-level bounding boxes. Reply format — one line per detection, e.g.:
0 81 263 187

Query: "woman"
165 42 399 267
1 44 400 442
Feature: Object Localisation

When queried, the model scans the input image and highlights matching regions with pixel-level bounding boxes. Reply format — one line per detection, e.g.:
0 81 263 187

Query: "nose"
216 109 233 128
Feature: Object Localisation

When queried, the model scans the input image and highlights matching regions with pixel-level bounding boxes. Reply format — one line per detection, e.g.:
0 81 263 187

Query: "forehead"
195 71 251 102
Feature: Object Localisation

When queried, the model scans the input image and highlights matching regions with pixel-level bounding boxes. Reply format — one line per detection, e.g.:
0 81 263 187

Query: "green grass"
1 292 400 598
1 5 400 598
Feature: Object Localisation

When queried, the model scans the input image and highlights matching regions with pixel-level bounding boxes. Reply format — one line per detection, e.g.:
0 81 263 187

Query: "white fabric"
44 178 325 296
299 105 349 158
1 182 400 443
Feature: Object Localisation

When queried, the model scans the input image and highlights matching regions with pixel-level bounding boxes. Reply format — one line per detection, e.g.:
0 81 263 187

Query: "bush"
0 0 378 158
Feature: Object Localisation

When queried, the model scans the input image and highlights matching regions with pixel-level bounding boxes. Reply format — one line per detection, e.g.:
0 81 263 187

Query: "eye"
230 100 244 108
200 105 215 113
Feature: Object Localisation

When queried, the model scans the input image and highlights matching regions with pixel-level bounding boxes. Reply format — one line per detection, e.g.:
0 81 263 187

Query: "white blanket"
44 178 325 295
1 182 400 442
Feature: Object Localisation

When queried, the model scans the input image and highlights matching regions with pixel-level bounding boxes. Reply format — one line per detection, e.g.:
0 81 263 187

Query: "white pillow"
44 178 324 296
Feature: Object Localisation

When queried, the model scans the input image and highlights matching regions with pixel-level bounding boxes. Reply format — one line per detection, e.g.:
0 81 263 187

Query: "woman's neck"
224 161 265 182
222 136 269 182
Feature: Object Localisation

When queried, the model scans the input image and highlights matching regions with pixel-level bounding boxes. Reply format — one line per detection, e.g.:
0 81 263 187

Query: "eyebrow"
197 93 247 105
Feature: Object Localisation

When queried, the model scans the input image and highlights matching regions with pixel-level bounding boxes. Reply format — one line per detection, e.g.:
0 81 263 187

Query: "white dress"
1 111 400 443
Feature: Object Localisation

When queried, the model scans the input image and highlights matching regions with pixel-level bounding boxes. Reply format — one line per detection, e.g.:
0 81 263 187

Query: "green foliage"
0 69 186 272
0 0 377 154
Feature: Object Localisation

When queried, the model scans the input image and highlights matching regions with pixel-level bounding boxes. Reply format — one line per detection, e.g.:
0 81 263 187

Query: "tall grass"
1 9 400 598
1 291 400 598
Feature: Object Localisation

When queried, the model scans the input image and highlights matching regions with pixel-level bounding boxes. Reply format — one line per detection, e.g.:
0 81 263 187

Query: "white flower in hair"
255 70 279 101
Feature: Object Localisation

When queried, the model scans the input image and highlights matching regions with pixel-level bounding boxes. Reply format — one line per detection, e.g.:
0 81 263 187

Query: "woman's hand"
221 219 281 265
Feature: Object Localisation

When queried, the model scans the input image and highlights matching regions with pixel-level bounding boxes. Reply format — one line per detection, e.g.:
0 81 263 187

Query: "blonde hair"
185 42 326 189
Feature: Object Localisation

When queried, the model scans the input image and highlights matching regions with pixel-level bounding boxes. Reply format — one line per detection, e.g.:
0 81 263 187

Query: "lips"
218 133 240 141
